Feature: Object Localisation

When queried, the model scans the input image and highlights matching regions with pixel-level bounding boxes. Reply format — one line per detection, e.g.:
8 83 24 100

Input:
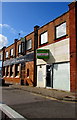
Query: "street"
1 87 77 119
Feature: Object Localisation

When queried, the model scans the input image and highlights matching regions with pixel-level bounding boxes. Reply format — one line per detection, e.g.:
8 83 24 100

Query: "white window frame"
56 22 66 39
6 51 8 58
0 52 2 60
40 31 48 45
18 44 21 54
10 48 13 56
26 39 32 50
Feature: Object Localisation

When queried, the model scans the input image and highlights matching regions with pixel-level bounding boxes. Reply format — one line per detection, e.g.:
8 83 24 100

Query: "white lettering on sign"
37 53 48 56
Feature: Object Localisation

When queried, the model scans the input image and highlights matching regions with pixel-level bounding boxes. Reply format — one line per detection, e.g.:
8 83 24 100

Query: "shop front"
36 38 70 91
3 53 34 85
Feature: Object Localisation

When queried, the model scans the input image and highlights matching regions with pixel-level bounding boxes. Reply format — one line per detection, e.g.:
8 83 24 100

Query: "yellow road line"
30 92 76 104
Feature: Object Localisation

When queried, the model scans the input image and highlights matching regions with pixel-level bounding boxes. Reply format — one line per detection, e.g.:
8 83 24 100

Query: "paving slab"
10 85 77 102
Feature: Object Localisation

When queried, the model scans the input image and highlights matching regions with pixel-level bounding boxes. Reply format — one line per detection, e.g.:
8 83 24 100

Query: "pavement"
9 85 77 102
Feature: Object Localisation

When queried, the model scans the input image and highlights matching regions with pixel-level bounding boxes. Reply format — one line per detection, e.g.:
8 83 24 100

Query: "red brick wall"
26 32 34 54
4 77 20 84
25 61 34 86
4 43 15 60
38 12 69 48
69 2 77 92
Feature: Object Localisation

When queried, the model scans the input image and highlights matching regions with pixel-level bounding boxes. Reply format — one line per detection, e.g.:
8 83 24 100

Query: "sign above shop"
37 49 49 59
3 53 34 67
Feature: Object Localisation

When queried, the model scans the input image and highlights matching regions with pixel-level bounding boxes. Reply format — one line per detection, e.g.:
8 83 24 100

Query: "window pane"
6 66 9 76
27 69 29 77
18 44 21 53
56 22 66 39
41 31 48 45
0 61 2 67
26 39 32 50
0 52 2 60
6 52 8 58
10 49 13 56
15 64 20 76
10 65 14 76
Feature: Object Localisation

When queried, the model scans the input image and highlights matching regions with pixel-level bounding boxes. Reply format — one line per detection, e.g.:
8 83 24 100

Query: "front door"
37 65 46 87
46 64 53 88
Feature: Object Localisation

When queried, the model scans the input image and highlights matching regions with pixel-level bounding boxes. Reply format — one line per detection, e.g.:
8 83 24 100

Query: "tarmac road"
1 87 77 119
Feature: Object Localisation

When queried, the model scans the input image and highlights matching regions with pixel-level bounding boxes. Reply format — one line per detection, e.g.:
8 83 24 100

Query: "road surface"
1 87 77 119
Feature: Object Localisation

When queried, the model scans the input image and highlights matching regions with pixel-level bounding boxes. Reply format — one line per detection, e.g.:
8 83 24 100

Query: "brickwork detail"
25 61 34 86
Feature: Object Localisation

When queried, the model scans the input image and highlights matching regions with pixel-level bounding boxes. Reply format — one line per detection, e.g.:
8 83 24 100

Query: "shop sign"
37 49 49 59
3 53 34 67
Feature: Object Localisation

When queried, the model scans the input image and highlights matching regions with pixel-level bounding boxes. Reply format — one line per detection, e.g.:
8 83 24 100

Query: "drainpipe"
14 39 18 58
34 25 40 87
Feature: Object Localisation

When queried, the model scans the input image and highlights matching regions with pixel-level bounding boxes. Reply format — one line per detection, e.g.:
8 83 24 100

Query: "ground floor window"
15 64 20 77
37 62 70 91
10 65 14 77
6 66 9 76
27 69 29 77
3 67 5 76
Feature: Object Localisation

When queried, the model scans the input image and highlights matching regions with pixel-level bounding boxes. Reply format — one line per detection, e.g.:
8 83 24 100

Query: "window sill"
6 76 9 78
39 42 48 47
55 34 68 41
15 76 19 78
26 48 32 52
11 76 13 78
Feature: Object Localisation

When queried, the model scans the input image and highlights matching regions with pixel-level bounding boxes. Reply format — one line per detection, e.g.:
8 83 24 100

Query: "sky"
0 2 70 49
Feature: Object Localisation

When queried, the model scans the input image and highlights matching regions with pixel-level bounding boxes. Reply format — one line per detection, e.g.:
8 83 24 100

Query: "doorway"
46 64 53 88
37 65 46 87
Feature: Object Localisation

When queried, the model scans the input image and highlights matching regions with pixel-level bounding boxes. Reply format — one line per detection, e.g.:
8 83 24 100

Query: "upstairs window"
18 44 21 54
0 52 2 60
55 22 66 39
10 48 13 56
6 51 8 58
26 39 32 50
40 31 48 45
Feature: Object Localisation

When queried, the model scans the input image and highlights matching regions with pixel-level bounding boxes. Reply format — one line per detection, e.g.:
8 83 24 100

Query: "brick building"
0 1 77 92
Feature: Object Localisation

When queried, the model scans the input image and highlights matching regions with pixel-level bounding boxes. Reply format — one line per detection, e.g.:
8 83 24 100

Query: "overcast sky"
0 2 70 49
